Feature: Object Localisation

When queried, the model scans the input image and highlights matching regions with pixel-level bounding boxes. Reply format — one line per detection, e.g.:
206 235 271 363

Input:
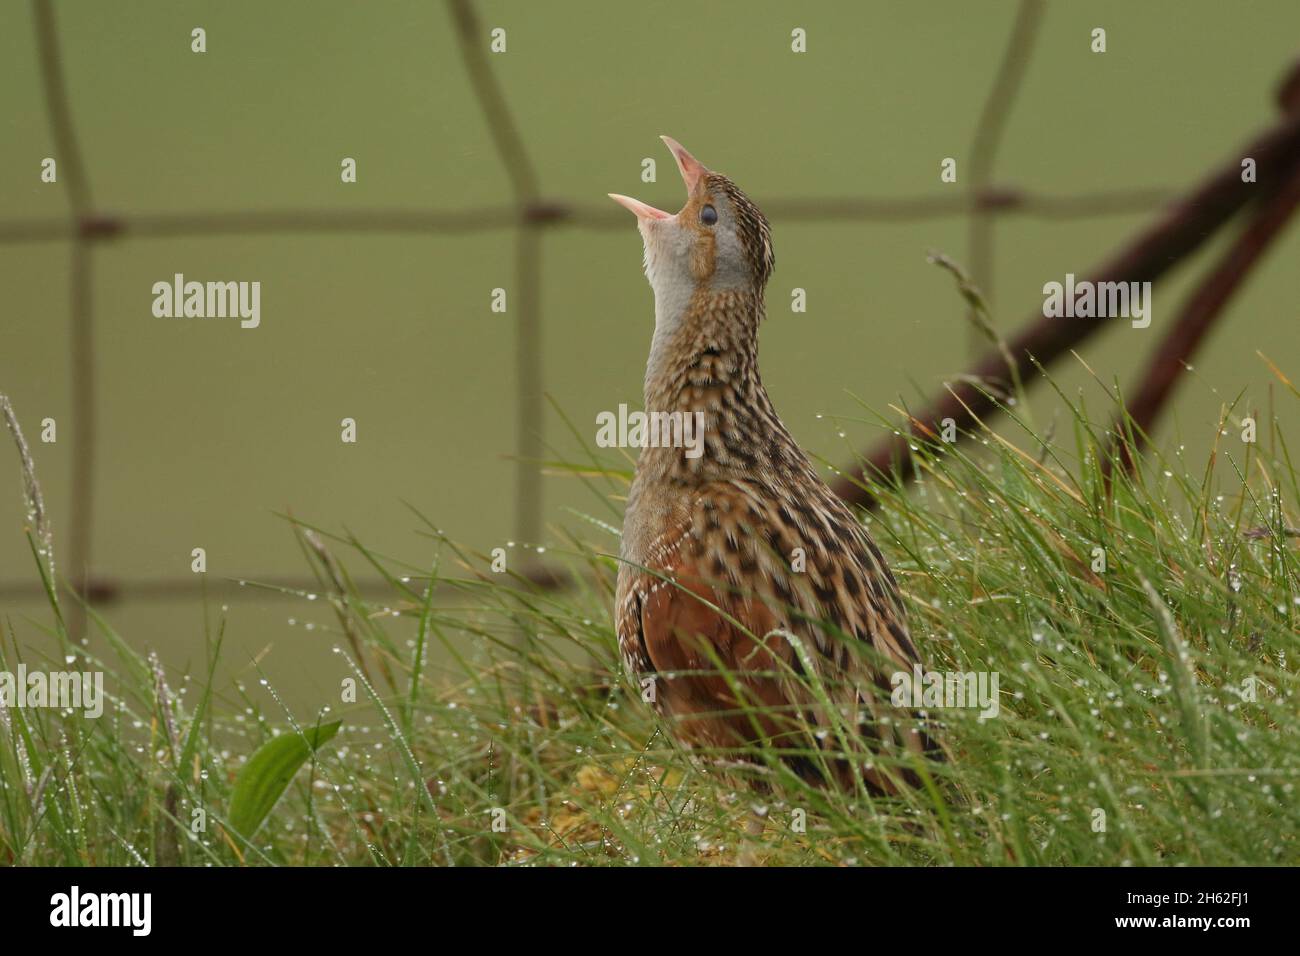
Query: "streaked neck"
643 284 762 412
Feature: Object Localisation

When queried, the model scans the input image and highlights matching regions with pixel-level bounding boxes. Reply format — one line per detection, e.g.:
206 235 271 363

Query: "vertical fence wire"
33 0 95 639
448 0 545 547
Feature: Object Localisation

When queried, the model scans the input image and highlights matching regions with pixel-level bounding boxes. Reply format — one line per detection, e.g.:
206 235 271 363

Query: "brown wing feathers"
617 482 933 793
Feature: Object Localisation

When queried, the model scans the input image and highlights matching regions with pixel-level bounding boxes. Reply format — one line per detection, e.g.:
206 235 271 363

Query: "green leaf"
227 721 341 840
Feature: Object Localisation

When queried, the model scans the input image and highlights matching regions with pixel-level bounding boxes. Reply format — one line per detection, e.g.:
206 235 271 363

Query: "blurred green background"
2 0 1298 708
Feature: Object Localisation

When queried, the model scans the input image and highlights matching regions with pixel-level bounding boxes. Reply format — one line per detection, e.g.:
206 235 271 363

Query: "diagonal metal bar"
1109 170 1300 475
831 64 1300 508
1108 98 1300 476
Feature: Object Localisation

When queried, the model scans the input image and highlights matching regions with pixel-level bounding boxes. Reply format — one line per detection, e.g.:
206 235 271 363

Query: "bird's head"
610 137 774 298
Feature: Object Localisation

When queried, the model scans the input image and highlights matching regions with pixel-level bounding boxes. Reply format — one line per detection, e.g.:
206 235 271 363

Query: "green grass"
1 368 1298 867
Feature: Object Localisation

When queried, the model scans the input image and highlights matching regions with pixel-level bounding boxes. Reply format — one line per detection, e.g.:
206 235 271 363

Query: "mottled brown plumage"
611 138 930 792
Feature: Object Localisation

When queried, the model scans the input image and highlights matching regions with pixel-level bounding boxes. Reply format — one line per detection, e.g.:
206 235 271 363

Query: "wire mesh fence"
4 0 1297 632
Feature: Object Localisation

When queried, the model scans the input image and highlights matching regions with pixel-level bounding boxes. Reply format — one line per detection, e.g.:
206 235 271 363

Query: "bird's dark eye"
700 204 718 226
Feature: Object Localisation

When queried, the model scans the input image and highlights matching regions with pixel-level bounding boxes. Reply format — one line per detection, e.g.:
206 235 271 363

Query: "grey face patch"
706 173 774 289
636 172 774 299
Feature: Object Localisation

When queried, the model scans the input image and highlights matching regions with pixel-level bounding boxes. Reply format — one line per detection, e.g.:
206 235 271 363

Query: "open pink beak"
660 135 708 193
607 192 672 220
609 135 709 221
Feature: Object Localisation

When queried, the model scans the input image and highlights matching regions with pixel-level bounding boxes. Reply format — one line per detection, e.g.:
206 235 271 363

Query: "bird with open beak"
611 137 934 793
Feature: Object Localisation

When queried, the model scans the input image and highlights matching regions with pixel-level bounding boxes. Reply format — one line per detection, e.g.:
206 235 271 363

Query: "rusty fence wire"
5 0 1296 627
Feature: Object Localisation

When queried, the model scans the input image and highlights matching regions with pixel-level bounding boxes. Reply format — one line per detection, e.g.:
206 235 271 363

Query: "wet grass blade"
227 720 341 841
